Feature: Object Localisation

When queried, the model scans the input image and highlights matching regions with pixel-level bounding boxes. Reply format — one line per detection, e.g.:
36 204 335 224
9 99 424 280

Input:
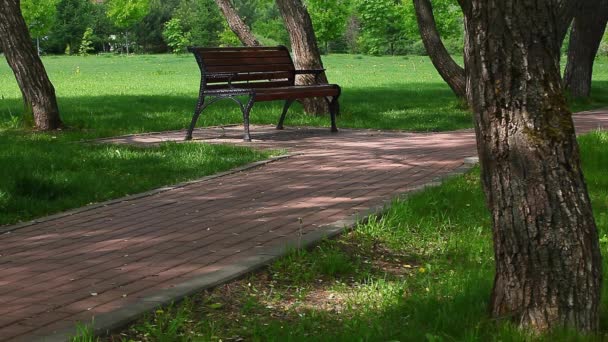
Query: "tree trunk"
276 0 329 115
413 0 466 99
0 0 62 130
214 0 260 47
564 0 608 98
556 0 579 45
462 0 602 332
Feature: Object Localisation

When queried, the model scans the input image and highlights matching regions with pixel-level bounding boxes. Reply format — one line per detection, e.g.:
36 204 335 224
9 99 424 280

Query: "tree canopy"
107 0 151 29
20 0 59 40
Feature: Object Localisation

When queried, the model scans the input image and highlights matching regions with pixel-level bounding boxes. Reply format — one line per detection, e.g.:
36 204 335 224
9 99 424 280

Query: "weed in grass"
70 321 98 342
135 301 194 342
315 247 355 277
271 248 318 285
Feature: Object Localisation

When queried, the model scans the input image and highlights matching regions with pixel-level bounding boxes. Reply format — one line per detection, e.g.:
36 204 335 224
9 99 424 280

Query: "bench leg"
277 99 295 130
186 96 205 141
242 95 255 142
329 96 339 133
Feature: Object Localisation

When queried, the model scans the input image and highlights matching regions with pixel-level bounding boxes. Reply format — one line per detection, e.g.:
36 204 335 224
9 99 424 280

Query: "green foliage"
349 0 463 55
106 0 151 29
253 18 290 47
402 0 463 41
218 21 243 47
306 0 351 53
354 0 407 55
78 28 95 56
172 0 223 47
250 1 291 47
132 0 181 53
47 0 94 54
162 18 191 53
20 0 59 39
23 0 464 56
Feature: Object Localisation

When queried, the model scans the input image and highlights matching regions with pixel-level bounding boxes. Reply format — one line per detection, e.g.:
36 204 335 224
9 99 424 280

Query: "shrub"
162 18 191 54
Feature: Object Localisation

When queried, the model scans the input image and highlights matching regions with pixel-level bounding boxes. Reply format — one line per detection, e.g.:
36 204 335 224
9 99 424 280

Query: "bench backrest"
188 46 296 90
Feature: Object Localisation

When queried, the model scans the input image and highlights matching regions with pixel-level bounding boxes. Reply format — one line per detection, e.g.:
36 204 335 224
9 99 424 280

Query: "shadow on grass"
0 83 472 139
570 80 608 112
1 79 607 139
0 136 270 225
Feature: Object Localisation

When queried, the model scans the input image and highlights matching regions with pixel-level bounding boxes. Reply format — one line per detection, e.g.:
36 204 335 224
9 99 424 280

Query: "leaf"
208 302 224 309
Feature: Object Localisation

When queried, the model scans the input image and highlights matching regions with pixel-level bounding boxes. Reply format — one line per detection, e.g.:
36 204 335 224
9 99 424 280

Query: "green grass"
0 54 477 136
2 54 608 226
113 131 608 342
3 54 608 137
0 135 272 226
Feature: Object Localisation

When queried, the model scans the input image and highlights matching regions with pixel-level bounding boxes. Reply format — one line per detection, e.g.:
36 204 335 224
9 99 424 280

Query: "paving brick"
1 115 606 340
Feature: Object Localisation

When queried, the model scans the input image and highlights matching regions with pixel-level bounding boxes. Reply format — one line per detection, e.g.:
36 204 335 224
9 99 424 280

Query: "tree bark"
214 0 260 47
0 0 62 130
556 0 579 45
564 0 608 98
413 0 466 99
461 0 602 332
276 0 329 115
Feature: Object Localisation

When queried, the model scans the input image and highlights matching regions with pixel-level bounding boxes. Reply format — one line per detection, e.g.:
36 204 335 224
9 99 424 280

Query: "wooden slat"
205 81 293 91
199 50 290 60
205 63 295 73
255 86 340 102
205 71 294 83
191 46 287 53
202 56 293 67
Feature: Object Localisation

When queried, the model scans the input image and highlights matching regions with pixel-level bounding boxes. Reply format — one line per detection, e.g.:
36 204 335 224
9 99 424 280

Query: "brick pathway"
1 110 607 341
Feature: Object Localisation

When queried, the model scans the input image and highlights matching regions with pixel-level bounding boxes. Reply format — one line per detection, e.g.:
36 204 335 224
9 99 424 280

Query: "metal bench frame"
186 46 341 141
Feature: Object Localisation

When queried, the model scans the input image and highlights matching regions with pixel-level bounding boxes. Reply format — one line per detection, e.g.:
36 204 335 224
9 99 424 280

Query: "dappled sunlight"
1 35 608 338
0 123 481 334
0 106 606 338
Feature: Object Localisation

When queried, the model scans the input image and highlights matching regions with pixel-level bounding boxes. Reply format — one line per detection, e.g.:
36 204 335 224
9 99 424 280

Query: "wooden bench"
186 46 341 141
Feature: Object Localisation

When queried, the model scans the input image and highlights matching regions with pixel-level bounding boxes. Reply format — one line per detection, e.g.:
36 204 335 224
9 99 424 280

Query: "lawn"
2 54 608 137
2 54 608 226
0 54 476 136
109 131 608 342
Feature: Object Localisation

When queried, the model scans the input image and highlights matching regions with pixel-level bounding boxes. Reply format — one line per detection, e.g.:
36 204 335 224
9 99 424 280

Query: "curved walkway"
1 110 607 341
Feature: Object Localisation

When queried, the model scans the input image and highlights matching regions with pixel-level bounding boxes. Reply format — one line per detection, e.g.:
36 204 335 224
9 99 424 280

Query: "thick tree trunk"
564 0 608 98
214 0 260 47
276 0 329 115
413 0 466 99
0 0 62 130
462 0 602 332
